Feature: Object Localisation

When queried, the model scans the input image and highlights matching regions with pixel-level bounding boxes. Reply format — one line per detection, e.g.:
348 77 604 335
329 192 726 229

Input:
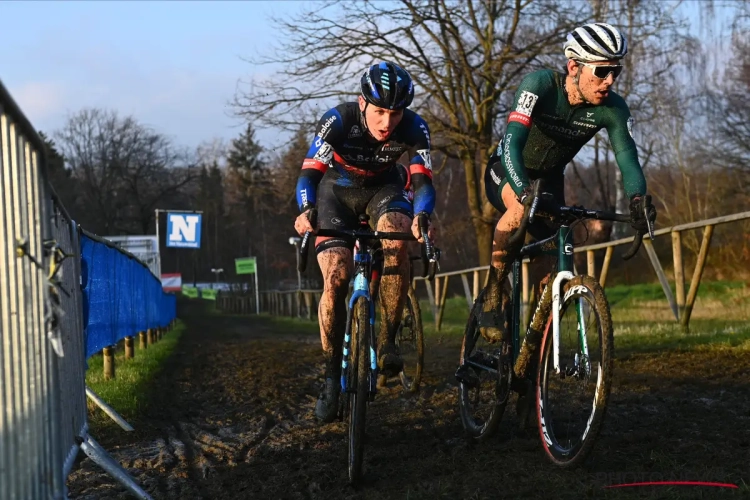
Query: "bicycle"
298 210 438 484
455 179 655 467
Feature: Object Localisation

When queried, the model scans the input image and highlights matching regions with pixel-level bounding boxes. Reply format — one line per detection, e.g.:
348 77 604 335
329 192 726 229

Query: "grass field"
409 280 750 351
85 321 185 432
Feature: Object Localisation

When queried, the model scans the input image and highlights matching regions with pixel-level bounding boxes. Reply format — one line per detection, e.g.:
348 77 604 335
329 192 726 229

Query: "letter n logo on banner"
167 213 202 248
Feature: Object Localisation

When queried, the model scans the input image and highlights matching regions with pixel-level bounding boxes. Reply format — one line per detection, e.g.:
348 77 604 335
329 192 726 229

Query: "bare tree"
702 31 750 199
234 0 592 265
55 108 197 235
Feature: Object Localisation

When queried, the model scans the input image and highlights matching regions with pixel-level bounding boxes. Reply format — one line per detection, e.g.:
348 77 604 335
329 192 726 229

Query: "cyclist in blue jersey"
293 62 437 423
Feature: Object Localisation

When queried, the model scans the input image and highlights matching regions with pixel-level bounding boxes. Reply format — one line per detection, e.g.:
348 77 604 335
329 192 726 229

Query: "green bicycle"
455 179 655 467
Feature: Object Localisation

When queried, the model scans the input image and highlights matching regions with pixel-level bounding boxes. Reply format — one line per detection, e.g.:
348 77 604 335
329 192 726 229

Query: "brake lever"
643 206 655 240
298 208 318 273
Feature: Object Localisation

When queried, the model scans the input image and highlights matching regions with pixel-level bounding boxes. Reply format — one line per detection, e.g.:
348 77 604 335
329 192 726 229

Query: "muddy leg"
375 212 410 375
316 246 353 377
480 182 525 342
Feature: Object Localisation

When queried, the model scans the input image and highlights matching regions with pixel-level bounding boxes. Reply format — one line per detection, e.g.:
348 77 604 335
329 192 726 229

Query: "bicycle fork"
341 270 379 398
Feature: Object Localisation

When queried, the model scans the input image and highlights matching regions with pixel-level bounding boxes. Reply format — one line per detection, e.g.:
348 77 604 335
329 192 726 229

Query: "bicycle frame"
341 238 378 396
509 224 586 378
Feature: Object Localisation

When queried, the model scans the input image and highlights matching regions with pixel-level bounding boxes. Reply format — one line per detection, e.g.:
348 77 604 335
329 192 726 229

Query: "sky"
0 1 311 153
1 1 740 157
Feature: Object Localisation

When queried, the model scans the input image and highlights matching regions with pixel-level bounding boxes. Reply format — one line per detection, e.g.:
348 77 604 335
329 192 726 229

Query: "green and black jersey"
486 69 647 200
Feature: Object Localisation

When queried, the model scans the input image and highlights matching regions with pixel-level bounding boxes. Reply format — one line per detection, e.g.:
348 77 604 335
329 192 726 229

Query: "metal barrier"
0 80 152 499
236 211 750 333
0 76 65 499
48 193 89 479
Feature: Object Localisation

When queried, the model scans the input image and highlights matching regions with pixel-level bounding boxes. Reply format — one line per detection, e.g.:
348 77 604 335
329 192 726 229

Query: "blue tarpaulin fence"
80 230 177 359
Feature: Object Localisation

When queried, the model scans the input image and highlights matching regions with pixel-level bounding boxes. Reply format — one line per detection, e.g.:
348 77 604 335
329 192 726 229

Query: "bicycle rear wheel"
457 289 511 441
397 284 424 393
348 296 370 485
536 275 613 467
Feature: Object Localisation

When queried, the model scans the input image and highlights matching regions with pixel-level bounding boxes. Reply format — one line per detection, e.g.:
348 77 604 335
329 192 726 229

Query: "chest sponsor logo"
381 143 403 153
348 125 362 138
342 154 389 163
572 121 597 129
537 121 590 138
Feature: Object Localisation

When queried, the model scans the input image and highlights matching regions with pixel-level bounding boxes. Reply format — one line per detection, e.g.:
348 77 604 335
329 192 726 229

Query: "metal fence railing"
48 193 90 480
1 75 64 500
0 79 178 498
223 211 750 333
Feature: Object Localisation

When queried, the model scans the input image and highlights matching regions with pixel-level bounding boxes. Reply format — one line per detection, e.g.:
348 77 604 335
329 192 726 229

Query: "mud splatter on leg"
376 213 410 350
316 246 352 376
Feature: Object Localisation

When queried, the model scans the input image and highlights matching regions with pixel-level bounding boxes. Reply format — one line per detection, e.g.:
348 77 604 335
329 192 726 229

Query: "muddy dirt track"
68 306 750 500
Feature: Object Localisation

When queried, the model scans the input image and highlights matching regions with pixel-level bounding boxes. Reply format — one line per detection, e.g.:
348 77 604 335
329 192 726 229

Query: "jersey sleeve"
406 113 436 215
603 96 647 199
295 107 344 211
498 70 557 197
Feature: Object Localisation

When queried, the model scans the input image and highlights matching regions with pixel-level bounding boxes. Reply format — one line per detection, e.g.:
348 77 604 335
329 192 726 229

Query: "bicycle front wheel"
348 296 370 485
536 275 614 467
397 284 425 393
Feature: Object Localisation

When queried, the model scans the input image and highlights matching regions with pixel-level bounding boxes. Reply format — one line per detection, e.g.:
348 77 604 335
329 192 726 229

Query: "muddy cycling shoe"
315 377 340 424
477 310 507 344
377 342 404 378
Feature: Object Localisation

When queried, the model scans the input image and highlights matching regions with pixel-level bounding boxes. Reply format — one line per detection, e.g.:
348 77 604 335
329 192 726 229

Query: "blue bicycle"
298 211 437 484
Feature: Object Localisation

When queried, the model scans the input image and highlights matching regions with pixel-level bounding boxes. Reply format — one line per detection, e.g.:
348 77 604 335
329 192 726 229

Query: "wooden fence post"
599 247 614 288
124 336 134 359
672 230 685 320
681 225 714 332
103 346 115 380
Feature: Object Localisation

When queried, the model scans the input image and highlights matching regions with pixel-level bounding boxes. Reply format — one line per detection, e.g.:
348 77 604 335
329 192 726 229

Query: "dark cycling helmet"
360 62 414 110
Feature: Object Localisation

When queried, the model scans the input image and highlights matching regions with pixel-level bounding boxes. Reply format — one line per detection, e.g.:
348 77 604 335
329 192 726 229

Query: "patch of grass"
614 321 750 355
264 314 321 335
85 321 185 423
605 280 748 308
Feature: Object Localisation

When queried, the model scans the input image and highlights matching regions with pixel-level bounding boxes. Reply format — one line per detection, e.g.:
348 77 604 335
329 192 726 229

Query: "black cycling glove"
629 194 656 233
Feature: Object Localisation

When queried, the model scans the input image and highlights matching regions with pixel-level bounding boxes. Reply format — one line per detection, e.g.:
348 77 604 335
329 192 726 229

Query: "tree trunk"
461 146 496 267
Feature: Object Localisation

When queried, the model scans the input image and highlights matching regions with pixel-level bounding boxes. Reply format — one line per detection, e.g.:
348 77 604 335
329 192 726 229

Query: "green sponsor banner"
182 286 199 298
235 257 257 275
201 288 217 301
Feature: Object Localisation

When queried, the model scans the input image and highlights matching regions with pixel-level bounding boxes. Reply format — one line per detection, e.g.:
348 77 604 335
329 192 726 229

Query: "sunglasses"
578 61 624 80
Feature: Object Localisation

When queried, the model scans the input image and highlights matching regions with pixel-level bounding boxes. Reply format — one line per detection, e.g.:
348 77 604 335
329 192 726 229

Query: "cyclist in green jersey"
476 23 656 388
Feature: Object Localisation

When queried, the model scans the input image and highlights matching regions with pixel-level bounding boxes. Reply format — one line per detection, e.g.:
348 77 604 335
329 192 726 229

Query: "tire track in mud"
67 311 750 499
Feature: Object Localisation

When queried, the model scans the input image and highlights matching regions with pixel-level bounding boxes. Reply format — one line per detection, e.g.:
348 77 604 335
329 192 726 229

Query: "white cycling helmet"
564 23 628 62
